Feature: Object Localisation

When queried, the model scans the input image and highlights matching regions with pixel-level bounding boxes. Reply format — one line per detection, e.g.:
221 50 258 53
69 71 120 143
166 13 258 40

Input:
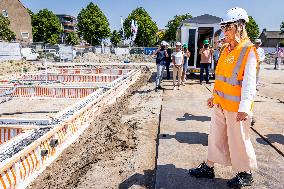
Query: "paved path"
155 65 284 189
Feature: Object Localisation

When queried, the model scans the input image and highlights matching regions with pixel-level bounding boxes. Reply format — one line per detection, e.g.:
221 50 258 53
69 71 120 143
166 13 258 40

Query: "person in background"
153 41 169 91
189 7 258 188
251 39 265 126
199 39 214 84
213 32 225 70
181 43 191 85
172 42 184 90
165 42 172 80
276 48 284 70
254 39 265 85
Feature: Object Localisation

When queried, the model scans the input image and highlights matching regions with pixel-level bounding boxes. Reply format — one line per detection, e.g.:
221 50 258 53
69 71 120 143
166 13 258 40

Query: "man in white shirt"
254 39 265 85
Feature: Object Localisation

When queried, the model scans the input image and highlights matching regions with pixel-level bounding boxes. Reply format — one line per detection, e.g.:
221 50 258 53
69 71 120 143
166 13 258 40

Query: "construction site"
0 58 283 189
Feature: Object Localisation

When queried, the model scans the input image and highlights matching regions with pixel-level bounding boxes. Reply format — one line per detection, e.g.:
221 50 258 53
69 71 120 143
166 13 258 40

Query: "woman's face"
222 23 237 43
176 45 181 51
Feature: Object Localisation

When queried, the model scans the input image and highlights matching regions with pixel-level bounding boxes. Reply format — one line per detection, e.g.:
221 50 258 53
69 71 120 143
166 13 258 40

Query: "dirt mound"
74 53 155 63
0 61 37 77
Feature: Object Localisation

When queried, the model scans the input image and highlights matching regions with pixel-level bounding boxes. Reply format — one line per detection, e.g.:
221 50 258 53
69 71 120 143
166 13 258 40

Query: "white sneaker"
173 86 177 90
178 86 181 90
182 82 185 86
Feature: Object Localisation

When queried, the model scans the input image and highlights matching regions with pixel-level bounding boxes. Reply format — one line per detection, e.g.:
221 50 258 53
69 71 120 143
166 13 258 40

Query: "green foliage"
110 30 122 47
32 9 62 44
27 8 34 17
77 2 110 46
124 7 158 47
281 21 284 33
0 15 16 41
66 32 79 45
246 16 260 42
280 40 284 47
165 14 192 42
156 30 165 44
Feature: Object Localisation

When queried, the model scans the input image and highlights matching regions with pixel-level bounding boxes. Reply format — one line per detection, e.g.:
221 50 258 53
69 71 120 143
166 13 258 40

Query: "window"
2 10 8 17
21 32 29 39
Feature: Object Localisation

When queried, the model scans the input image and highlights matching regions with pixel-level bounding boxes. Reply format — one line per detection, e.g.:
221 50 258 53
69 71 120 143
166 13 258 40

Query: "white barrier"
0 42 22 61
114 48 129 56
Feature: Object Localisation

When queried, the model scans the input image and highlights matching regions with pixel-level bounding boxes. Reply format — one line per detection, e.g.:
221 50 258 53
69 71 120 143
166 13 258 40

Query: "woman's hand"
236 112 248 122
207 97 214 108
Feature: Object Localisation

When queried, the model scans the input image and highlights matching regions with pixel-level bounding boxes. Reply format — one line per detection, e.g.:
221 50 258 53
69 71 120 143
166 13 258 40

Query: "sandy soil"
0 61 38 77
28 69 162 189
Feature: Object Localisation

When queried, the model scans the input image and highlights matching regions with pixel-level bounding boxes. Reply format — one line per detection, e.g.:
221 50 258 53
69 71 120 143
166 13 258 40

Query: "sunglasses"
220 23 235 31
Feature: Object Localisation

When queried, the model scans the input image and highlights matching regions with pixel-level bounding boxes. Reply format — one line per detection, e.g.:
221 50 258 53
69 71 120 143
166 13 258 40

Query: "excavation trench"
27 68 162 189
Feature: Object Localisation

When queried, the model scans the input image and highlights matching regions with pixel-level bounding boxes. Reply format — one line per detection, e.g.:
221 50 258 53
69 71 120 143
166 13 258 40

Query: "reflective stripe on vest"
213 89 241 102
215 41 251 86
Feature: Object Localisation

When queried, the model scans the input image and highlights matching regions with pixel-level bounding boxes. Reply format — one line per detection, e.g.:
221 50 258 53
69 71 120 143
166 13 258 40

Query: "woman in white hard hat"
172 42 184 90
189 7 258 188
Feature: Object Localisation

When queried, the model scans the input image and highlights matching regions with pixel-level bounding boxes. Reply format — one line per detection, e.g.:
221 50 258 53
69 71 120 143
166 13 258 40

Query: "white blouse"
238 49 257 114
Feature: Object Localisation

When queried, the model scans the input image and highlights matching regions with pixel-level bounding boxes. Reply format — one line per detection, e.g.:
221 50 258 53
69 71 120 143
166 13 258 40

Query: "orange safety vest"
213 39 258 112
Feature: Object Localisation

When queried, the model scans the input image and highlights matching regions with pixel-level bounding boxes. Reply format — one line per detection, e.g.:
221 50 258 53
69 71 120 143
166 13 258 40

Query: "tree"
246 16 259 42
0 15 16 41
27 8 34 18
66 32 79 45
124 7 158 47
32 9 62 44
110 30 121 47
165 14 192 42
280 21 284 33
156 30 165 44
77 2 110 46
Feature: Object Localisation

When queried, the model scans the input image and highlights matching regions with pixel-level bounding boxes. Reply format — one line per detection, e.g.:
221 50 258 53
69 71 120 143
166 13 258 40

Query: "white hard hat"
161 41 167 46
255 39 262 44
175 42 182 46
220 7 249 25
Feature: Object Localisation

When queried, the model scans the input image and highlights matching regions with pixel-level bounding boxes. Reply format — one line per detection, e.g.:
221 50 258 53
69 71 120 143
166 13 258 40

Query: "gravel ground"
27 69 162 189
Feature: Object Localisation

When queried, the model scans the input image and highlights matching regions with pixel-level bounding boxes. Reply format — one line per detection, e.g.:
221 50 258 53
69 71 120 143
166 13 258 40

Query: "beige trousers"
207 105 257 172
173 65 183 86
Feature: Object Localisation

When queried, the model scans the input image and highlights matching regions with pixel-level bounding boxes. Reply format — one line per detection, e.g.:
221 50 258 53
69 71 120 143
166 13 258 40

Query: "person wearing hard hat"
189 7 258 188
153 41 169 91
254 39 265 85
172 42 184 90
181 43 191 84
165 42 172 80
199 39 214 84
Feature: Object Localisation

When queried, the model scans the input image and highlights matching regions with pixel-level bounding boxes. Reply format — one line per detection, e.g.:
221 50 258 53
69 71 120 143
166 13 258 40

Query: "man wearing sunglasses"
189 7 258 188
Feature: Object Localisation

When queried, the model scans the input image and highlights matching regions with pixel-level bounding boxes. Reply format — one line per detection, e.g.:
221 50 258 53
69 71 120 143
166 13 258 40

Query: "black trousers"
166 63 170 79
200 63 210 82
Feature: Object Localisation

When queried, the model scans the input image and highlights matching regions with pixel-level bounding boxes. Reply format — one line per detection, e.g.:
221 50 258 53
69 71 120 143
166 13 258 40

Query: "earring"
235 34 240 43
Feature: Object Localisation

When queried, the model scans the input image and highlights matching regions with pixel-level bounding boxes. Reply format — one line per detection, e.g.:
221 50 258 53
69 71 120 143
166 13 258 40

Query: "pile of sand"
0 61 37 77
74 52 155 63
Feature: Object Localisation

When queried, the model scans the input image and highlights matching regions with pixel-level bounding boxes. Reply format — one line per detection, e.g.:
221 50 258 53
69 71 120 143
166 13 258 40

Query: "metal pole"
44 44 47 84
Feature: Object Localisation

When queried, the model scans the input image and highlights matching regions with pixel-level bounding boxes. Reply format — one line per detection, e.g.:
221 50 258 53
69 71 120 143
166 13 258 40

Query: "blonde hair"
234 20 248 43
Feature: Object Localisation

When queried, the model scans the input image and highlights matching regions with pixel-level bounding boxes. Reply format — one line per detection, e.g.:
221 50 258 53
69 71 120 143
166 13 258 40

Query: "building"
259 29 284 47
177 14 222 72
56 14 76 44
0 0 32 43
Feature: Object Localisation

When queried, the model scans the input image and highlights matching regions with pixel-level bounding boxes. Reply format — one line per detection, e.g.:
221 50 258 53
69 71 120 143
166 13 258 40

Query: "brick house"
259 29 284 47
0 0 32 43
57 14 76 44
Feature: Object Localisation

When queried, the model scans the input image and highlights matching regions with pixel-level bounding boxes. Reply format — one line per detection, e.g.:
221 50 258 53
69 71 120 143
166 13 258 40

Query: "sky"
21 0 283 32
